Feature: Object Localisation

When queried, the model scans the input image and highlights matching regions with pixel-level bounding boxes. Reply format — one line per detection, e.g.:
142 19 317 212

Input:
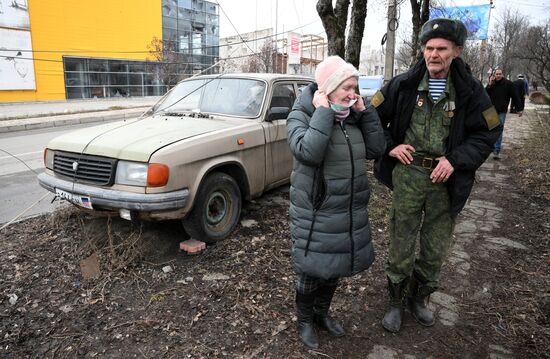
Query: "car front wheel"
183 172 242 243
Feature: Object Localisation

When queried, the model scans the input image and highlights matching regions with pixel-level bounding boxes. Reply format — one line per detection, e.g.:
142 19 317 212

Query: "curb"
0 107 149 134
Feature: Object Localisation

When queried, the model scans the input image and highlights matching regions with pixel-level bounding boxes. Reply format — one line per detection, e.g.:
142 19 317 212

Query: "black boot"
296 292 319 349
406 273 435 327
313 284 345 337
382 277 407 333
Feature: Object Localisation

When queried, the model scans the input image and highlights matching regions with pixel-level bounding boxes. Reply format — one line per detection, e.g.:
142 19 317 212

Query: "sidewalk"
0 97 161 133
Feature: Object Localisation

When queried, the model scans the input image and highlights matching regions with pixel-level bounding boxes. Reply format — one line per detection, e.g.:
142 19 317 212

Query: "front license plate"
55 188 93 209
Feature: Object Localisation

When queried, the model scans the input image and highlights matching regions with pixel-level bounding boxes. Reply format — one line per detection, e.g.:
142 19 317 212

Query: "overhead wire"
213 0 268 64
0 18 322 56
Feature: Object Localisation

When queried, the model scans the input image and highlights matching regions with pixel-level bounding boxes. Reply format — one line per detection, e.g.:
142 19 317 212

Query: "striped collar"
417 72 456 103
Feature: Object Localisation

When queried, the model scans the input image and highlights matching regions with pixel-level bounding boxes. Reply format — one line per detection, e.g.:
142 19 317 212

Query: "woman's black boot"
296 292 319 349
313 284 345 337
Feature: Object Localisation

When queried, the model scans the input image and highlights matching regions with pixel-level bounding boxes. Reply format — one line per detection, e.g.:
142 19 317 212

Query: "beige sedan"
38 73 314 242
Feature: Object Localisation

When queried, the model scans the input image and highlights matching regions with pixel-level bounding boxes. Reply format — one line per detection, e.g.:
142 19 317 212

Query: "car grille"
53 151 117 185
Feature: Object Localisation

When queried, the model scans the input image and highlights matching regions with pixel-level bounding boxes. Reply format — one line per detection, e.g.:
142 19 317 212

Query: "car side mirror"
267 107 290 121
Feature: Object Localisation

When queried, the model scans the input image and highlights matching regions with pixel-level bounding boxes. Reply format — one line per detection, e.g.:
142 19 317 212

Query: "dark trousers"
296 273 339 295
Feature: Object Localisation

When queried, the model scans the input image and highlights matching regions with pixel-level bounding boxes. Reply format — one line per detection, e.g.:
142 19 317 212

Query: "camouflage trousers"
386 163 455 288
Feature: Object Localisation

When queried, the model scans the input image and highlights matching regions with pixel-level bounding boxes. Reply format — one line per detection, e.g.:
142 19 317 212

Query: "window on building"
162 0 219 76
63 57 167 100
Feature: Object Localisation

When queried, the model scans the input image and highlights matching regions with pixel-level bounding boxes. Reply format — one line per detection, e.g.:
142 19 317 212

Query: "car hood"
47 115 249 162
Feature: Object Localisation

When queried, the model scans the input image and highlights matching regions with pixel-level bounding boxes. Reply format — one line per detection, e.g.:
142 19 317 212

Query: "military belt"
411 156 439 170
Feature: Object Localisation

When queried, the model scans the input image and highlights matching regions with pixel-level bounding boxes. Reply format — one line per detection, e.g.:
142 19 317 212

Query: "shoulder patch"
482 106 500 130
370 90 385 108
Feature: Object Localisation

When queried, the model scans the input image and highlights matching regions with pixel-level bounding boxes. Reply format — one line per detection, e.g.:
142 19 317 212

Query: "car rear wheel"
183 172 242 243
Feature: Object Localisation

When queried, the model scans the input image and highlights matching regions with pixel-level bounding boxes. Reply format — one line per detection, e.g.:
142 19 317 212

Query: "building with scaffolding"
219 29 326 77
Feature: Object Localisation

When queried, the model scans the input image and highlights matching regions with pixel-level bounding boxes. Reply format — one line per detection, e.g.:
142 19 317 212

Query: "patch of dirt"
0 110 548 358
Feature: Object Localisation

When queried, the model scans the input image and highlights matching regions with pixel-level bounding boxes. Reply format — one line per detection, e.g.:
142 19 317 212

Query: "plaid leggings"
295 273 339 295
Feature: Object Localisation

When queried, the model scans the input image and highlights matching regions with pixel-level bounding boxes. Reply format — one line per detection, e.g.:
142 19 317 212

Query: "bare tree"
460 42 497 81
516 22 550 93
491 8 529 75
395 40 414 70
241 40 276 73
147 37 190 89
316 0 368 68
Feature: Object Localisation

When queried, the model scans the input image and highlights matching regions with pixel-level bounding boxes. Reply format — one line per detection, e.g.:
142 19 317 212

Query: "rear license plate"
55 188 93 209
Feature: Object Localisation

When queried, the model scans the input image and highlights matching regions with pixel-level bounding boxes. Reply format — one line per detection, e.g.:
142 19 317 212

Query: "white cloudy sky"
217 0 550 49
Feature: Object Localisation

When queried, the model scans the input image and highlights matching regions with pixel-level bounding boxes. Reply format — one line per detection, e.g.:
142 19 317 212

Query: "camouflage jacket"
373 58 502 216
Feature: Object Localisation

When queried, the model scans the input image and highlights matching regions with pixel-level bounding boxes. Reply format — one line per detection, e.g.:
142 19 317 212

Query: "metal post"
384 0 397 83
275 0 278 73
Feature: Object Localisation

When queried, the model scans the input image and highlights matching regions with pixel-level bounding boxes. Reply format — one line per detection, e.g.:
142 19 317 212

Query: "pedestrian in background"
486 68 523 159
510 74 527 114
372 18 502 333
286 55 386 349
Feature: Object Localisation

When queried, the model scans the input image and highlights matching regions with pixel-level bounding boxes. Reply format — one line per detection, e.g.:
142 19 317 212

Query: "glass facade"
162 0 219 75
60 1 219 100
63 57 167 99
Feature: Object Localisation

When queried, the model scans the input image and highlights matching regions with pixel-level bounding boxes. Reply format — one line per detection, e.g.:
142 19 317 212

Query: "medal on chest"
444 100 456 118
416 94 425 108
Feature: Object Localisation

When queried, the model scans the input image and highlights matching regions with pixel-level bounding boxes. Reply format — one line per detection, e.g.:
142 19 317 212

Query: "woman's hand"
313 90 330 108
352 93 366 111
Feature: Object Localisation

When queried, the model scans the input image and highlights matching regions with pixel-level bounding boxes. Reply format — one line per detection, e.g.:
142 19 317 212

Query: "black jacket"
486 78 523 113
373 58 503 217
512 79 526 98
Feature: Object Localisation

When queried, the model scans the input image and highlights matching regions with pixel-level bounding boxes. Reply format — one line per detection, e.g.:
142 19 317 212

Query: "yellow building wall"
0 0 162 103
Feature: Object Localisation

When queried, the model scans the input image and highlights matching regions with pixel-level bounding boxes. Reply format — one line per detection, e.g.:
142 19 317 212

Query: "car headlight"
115 161 170 187
44 148 54 169
115 161 148 186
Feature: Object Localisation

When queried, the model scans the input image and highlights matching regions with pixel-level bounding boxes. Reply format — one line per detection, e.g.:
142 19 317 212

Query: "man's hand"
431 156 454 183
389 144 415 165
313 90 329 108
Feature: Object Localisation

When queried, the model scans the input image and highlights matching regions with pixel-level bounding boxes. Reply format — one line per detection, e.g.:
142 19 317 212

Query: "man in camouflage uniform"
372 18 503 332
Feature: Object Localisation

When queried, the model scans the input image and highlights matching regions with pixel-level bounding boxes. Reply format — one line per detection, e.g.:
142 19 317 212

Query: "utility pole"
384 0 397 83
274 0 279 73
481 0 495 84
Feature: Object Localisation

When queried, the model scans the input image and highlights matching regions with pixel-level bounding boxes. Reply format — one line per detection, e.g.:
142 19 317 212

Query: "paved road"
0 121 114 225
0 96 160 224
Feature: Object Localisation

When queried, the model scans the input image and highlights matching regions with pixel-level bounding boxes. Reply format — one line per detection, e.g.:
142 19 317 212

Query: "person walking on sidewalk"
510 74 527 114
485 68 523 159
286 56 386 348
371 18 503 333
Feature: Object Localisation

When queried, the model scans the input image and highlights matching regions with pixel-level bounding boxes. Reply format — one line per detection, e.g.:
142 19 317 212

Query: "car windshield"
153 78 267 117
359 78 383 89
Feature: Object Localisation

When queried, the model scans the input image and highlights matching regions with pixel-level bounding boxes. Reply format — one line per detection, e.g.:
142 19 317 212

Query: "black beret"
420 18 467 46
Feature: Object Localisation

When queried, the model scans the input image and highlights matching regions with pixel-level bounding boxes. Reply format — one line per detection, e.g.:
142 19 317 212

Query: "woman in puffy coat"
286 56 386 349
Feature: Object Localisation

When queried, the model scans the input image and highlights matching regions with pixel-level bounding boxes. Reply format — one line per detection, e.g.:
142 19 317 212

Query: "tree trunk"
409 0 430 66
346 0 368 68
316 0 348 58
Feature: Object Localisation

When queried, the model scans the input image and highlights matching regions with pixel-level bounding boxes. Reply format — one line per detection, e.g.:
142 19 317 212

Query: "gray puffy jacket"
287 83 386 279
